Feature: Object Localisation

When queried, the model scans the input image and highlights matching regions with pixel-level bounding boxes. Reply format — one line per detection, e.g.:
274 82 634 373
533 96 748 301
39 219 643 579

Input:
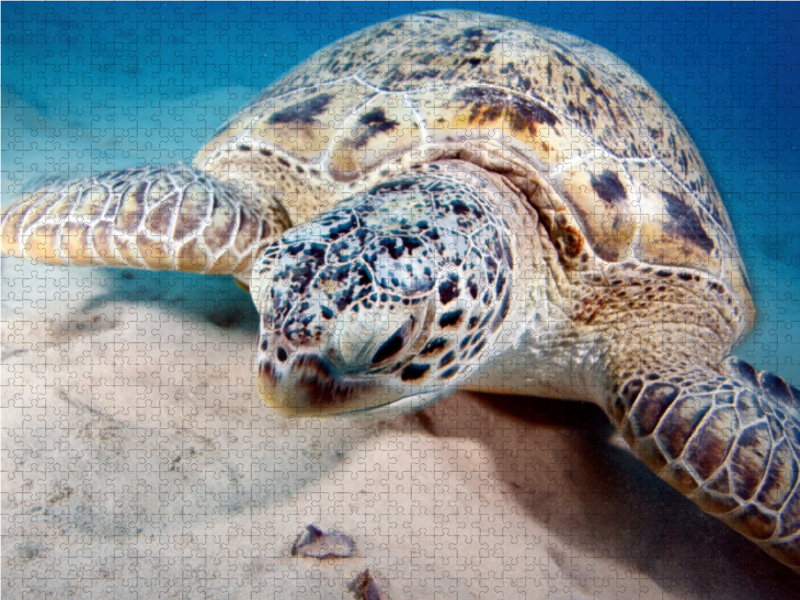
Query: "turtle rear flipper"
0 165 282 280
610 355 800 573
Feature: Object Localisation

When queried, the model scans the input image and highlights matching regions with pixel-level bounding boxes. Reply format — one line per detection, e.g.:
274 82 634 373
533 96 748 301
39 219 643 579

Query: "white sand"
2 258 797 599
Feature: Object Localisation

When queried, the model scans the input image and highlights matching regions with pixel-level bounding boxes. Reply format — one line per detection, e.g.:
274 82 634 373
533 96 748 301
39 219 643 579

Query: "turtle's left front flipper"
609 355 800 573
1 165 287 280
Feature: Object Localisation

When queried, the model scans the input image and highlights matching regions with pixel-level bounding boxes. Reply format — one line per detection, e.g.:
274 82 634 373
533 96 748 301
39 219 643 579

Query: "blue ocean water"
2 1 799 382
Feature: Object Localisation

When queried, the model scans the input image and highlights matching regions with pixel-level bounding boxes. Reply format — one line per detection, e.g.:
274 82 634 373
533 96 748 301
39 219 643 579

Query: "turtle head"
250 167 518 417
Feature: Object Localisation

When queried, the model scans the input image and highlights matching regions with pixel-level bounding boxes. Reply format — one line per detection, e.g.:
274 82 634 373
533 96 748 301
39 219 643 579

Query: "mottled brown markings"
553 51 573 66
630 383 680 436
777 486 800 537
463 27 485 39
572 275 735 354
234 209 260 253
174 200 205 242
765 539 800 568
733 503 777 540
790 425 800 453
408 68 441 80
451 86 559 139
268 93 333 125
636 437 669 472
756 438 798 510
353 108 400 149
498 62 533 92
662 462 699 493
566 99 593 128
760 371 800 408
590 170 627 205
676 149 689 175
551 213 583 259
611 378 643 424
736 392 765 424
577 67 605 98
683 406 738 480
661 190 714 253
693 489 741 515
117 182 147 235
731 423 772 501
765 418 787 448
706 467 732 494
657 397 711 460
144 11 791 564
648 126 662 140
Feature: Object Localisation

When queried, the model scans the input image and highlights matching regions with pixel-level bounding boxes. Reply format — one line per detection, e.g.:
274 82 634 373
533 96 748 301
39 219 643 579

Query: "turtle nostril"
277 347 288 362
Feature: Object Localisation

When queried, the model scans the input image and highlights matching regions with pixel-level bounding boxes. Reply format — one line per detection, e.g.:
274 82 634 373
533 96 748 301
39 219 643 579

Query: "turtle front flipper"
0 165 285 280
609 355 800 573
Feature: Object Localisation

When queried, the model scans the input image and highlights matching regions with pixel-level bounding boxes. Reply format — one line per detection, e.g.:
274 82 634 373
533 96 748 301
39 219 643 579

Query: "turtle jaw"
255 352 447 418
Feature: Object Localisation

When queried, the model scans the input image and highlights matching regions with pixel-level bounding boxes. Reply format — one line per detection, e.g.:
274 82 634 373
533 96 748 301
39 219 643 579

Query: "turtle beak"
253 284 439 417
256 352 380 417
256 352 446 418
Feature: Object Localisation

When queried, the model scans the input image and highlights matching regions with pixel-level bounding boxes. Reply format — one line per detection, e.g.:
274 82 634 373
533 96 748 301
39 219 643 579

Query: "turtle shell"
197 10 752 331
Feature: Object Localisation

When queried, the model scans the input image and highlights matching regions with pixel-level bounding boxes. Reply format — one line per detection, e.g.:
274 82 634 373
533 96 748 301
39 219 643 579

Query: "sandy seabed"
2 257 798 600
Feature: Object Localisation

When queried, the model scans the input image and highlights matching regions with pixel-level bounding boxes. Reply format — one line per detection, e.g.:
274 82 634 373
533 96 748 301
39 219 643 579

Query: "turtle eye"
371 317 415 365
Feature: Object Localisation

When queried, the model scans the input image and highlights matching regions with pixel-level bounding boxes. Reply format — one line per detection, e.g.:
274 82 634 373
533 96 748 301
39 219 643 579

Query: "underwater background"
2 1 799 384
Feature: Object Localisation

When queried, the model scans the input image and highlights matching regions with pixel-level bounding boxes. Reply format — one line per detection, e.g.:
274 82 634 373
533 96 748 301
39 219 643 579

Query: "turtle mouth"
257 354 366 416
256 353 446 417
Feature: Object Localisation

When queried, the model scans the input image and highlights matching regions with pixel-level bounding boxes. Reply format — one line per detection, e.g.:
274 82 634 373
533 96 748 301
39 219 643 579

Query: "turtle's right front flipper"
1 166 287 280
608 354 800 573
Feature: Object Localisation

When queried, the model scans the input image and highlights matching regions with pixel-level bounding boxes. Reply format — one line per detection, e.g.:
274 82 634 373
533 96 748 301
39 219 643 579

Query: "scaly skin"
0 166 279 280
251 161 530 416
610 352 800 572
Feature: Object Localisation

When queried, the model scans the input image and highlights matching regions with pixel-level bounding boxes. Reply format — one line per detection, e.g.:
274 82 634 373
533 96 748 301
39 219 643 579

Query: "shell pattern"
197 9 752 336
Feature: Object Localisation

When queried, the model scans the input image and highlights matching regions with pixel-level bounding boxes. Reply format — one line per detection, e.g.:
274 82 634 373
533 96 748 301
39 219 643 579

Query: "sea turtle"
1 10 798 574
